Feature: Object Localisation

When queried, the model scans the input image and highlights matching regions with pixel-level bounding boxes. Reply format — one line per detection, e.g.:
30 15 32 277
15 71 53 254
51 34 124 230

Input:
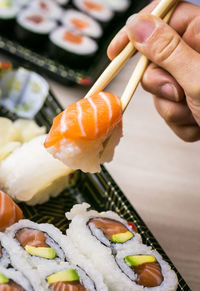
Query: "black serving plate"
0 0 149 86
0 88 190 291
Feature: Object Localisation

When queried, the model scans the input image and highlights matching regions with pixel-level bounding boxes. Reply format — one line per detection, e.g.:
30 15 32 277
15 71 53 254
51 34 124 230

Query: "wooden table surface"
50 54 200 290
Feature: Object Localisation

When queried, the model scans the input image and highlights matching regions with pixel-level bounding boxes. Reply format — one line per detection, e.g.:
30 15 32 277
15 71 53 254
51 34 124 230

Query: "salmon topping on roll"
16 228 49 248
134 262 164 287
89 217 133 243
50 281 87 291
0 280 24 291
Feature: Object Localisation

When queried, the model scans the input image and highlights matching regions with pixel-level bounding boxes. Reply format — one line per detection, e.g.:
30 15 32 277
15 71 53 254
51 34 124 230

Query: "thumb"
126 14 200 125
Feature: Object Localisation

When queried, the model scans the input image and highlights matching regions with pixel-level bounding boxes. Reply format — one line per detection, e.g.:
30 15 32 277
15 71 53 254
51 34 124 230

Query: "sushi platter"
0 0 150 86
0 64 190 290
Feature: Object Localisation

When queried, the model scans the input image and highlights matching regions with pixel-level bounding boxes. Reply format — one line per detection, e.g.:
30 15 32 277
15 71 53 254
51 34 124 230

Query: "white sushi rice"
0 233 10 267
6 220 66 267
62 9 102 38
29 0 63 20
116 244 178 291
39 261 97 291
58 235 108 291
17 8 57 34
73 0 113 22
102 0 130 12
1 233 44 290
47 123 122 173
50 26 98 56
0 134 73 205
0 266 33 290
0 0 19 19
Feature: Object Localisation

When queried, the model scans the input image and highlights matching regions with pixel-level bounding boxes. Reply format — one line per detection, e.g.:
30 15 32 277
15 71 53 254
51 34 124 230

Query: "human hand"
107 1 200 142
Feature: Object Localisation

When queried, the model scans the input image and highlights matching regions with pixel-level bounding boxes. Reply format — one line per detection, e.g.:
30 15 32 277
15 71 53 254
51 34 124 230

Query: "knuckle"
162 104 176 123
151 30 181 65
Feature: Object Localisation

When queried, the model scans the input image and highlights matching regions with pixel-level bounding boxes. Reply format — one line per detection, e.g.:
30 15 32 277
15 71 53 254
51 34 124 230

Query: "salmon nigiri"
0 191 23 232
44 91 123 173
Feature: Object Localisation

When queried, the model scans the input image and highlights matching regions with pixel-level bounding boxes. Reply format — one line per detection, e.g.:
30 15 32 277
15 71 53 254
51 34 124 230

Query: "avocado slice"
47 269 80 284
111 231 133 243
125 255 156 267
0 273 9 284
25 245 57 259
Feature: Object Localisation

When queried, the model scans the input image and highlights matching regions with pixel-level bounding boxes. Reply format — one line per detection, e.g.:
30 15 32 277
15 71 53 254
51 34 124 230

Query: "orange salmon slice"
63 31 83 44
71 18 89 30
84 1 102 11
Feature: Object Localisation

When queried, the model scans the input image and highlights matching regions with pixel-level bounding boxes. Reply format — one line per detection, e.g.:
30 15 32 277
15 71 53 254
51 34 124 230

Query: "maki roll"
0 135 73 205
49 26 98 68
66 203 141 250
73 0 113 24
44 92 123 173
0 267 33 290
62 9 103 39
29 0 63 20
6 220 67 266
40 262 99 291
16 9 57 50
0 0 19 34
115 244 178 290
102 0 130 13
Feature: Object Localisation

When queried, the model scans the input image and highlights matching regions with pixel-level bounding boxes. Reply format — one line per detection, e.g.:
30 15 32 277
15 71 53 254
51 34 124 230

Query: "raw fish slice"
0 191 23 232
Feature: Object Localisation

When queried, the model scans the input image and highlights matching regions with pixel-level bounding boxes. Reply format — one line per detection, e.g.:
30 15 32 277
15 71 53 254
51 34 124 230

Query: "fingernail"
126 14 155 43
160 83 179 101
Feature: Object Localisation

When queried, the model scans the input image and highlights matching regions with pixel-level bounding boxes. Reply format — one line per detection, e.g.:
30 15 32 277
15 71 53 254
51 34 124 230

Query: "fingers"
126 14 200 103
152 95 200 142
142 63 185 102
108 1 200 60
107 27 129 60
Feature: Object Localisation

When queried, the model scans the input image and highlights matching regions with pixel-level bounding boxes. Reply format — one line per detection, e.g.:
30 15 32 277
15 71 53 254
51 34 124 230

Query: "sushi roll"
0 135 73 205
66 203 141 249
115 244 178 290
39 261 105 291
49 26 98 68
58 235 108 291
29 0 63 20
72 0 114 24
1 233 44 290
62 9 103 39
44 91 123 173
0 0 19 34
54 0 69 8
0 190 23 232
6 220 67 267
16 0 33 8
102 0 130 13
16 9 57 50
0 267 33 290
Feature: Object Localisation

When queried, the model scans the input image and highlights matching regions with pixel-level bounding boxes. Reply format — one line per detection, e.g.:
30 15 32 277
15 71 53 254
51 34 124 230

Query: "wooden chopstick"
85 0 179 99
121 1 179 112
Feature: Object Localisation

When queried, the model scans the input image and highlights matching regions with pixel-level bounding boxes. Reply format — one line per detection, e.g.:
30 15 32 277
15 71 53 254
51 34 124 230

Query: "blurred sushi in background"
16 9 57 50
29 0 63 20
62 9 103 40
49 26 98 68
73 0 114 25
102 0 130 13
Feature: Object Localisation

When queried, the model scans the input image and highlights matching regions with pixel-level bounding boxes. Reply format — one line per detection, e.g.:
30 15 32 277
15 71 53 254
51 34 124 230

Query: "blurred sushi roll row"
66 203 179 291
0 117 73 205
0 195 108 290
0 0 131 68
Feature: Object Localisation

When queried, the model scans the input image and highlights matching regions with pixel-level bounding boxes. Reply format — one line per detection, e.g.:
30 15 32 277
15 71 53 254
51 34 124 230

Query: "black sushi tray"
0 86 190 290
0 0 149 86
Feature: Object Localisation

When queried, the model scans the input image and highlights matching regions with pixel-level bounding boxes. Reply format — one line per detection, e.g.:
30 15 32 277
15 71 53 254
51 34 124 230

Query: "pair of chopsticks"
85 0 179 113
